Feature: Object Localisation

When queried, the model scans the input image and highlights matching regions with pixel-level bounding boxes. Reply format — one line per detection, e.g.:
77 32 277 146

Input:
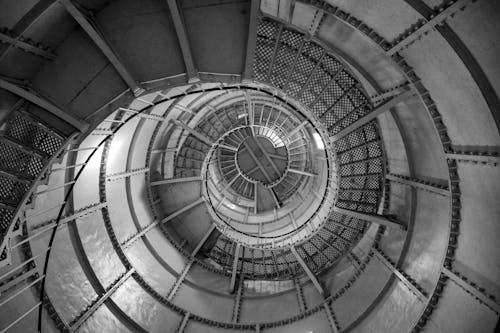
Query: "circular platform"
236 134 288 185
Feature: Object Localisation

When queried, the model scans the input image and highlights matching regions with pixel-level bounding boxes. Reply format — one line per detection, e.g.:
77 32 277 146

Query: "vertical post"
230 243 242 293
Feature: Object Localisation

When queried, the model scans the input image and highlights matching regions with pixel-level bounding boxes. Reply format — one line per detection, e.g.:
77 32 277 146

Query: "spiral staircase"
0 0 499 332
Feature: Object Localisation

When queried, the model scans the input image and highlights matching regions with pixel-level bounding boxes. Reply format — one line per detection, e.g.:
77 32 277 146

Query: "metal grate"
5 113 63 156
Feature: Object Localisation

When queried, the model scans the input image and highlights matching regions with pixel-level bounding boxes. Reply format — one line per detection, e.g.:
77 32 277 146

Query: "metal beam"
176 312 190 333
386 173 449 196
294 278 306 312
0 267 37 294
71 269 135 330
284 120 308 140
442 267 500 313
308 8 324 36
331 89 415 141
323 303 339 333
446 152 500 165
161 198 205 223
333 207 406 230
0 77 88 131
371 83 411 104
374 248 427 302
167 259 194 301
15 203 106 250
0 31 55 60
243 0 261 80
59 0 143 95
0 274 44 307
121 221 158 249
290 246 324 296
0 301 41 333
246 91 255 135
388 0 473 56
106 167 148 181
165 0 197 81
287 168 316 177
191 224 216 257
172 120 215 147
151 176 201 186
268 188 280 208
231 276 244 323
230 243 241 293
254 183 258 213
252 135 281 176
242 140 273 183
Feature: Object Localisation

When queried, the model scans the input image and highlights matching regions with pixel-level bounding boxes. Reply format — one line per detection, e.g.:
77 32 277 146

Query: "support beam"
254 183 258 213
290 246 324 296
373 248 426 302
167 259 194 301
34 181 76 196
137 113 166 122
243 0 262 80
284 120 308 140
267 152 287 161
386 173 449 196
268 188 280 209
0 249 49 283
121 221 159 249
106 167 148 181
230 243 241 293
252 136 281 176
307 9 324 36
59 0 143 96
191 224 216 257
172 120 215 147
371 83 411 104
0 31 55 60
242 140 273 183
331 89 415 142
231 276 244 323
0 77 88 131
70 269 135 330
28 202 107 232
246 91 255 135
151 176 201 186
161 198 205 223
373 248 427 304
0 267 37 294
388 0 472 56
287 168 316 178
0 301 41 333
176 312 190 333
323 303 339 333
0 274 44 307
333 207 406 230
165 0 197 81
294 278 306 312
442 267 500 313
446 152 500 165
289 213 298 228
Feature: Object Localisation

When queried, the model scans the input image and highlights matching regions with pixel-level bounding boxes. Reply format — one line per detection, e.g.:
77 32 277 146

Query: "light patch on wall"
313 132 324 150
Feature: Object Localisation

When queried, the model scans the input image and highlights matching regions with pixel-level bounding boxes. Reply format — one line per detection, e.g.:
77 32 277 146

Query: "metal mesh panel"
5 113 63 156
0 208 15 236
269 30 303 90
0 175 29 204
253 20 281 82
0 141 44 178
